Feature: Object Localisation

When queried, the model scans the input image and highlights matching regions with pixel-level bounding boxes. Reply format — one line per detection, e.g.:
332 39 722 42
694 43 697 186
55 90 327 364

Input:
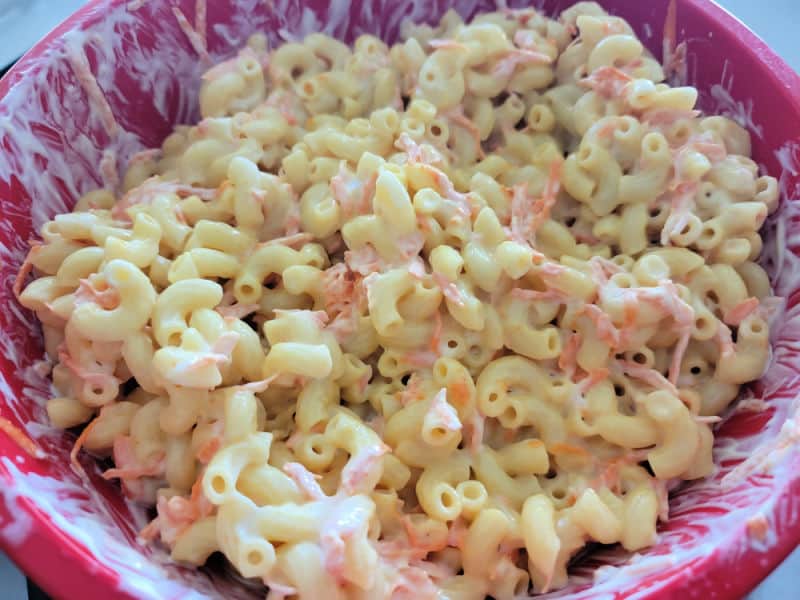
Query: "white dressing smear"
0 0 798 598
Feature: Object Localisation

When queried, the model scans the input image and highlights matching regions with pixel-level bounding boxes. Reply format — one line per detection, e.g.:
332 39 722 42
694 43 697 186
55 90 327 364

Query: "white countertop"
0 0 798 598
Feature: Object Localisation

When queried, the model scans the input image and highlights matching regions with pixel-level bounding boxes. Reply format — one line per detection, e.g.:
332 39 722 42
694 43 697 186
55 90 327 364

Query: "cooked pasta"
15 2 779 598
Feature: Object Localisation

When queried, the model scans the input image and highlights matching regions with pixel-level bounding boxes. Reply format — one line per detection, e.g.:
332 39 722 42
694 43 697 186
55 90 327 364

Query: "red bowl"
0 1 799 598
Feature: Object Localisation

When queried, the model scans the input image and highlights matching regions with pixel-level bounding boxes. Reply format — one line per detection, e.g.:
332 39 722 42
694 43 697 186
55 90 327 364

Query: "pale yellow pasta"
46 396 94 429
16 5 778 598
69 259 157 342
171 517 219 564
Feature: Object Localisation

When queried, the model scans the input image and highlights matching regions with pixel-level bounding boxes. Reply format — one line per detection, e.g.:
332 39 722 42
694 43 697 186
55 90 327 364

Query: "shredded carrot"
394 136 471 218
0 417 45 460
340 442 390 494
549 442 591 457
395 133 445 166
216 302 259 319
403 350 438 369
283 462 326 501
408 259 464 307
595 119 620 139
592 462 621 492
715 323 736 358
284 429 304 450
589 255 624 282
192 475 216 517
694 415 722 425
590 452 641 492
691 139 727 164
103 452 165 480
419 164 472 218
397 373 424 407
724 297 760 326
491 48 553 80
442 105 485 159
435 274 465 306
195 426 221 465
284 195 302 235
330 164 377 219
641 108 701 128
510 159 563 247
138 516 161 542
576 368 609 394
447 379 471 409
345 246 384 276
75 278 121 310
668 329 691 386
466 411 485 453
445 517 468 549
13 244 40 298
579 66 633 99
530 159 563 235
511 287 565 302
264 89 299 126
70 416 100 476
112 177 216 220
621 295 639 337
558 332 581 377
581 304 622 347
140 478 214 545
231 374 280 394
619 361 679 396
321 263 356 315
430 309 443 353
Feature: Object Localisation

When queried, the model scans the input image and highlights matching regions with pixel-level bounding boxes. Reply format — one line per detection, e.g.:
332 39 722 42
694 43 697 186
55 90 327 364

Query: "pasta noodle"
15 3 779 598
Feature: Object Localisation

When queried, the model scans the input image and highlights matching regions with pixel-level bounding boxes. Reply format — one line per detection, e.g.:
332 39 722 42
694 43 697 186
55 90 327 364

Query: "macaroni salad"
15 2 780 598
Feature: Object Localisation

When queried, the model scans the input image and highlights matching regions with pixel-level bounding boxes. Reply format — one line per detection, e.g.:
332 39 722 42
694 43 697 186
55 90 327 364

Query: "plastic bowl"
0 1 799 598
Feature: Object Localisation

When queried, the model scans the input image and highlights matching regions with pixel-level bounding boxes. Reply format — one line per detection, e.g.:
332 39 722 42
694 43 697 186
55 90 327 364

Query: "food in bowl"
10 1 782 598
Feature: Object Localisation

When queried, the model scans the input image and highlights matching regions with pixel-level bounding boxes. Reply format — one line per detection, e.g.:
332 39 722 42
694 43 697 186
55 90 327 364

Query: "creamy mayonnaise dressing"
0 1 798 598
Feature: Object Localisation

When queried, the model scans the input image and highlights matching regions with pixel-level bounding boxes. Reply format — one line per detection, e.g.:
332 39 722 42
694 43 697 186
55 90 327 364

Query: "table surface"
0 0 798 598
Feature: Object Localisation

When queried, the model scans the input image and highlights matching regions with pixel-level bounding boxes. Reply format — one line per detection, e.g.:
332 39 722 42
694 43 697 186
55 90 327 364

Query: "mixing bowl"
0 0 799 598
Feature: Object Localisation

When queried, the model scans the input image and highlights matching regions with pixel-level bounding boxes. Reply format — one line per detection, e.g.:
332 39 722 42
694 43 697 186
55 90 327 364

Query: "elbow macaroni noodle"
16 3 780 598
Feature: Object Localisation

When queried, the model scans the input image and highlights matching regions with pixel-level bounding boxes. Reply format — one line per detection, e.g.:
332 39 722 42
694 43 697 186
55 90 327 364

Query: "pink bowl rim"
0 0 798 599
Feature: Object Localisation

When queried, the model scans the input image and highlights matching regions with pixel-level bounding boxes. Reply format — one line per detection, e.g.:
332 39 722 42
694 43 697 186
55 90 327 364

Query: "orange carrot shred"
0 416 45 459
549 442 591 457
70 416 100 475
724 297 760 326
13 245 39 298
196 436 222 464
429 309 443 354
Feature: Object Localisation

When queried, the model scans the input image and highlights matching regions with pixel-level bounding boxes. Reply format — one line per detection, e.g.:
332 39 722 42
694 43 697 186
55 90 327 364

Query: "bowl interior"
0 1 799 598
